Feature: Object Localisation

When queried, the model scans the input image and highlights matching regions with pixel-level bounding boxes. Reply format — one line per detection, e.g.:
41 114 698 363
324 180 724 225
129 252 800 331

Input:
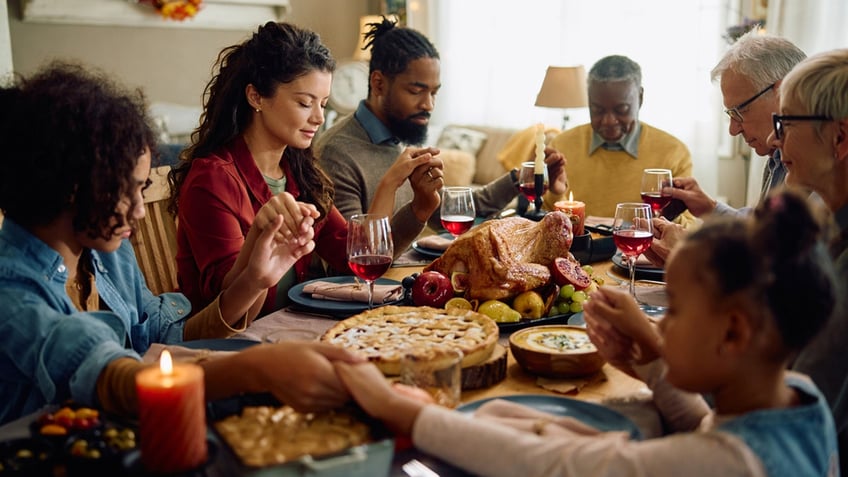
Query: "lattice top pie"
320 305 499 375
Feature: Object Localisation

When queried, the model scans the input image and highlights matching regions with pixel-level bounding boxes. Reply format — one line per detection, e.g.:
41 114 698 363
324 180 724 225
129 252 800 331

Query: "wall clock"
328 60 369 115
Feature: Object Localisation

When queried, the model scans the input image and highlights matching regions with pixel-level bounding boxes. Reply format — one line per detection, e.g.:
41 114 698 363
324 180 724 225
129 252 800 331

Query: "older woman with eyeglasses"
771 47 848 476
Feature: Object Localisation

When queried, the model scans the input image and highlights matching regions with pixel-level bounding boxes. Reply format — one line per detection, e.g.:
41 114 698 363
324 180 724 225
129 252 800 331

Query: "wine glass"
612 203 654 299
440 187 476 237
640 168 673 217
347 214 393 309
518 161 549 214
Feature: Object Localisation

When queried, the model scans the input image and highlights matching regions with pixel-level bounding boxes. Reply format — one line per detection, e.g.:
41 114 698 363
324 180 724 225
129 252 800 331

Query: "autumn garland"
138 0 203 21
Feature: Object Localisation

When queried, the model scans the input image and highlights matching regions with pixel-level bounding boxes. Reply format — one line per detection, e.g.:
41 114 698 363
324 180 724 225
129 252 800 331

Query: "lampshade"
352 14 399 61
534 65 588 109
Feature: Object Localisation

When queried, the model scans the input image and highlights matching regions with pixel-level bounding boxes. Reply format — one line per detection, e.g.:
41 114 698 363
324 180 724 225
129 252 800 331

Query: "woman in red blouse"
169 21 441 317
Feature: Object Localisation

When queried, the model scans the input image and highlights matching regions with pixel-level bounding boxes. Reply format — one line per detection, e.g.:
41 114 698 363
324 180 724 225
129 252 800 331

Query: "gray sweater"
315 111 518 251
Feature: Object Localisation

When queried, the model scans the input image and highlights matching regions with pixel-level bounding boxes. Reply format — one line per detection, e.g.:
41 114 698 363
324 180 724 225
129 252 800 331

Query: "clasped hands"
583 286 663 379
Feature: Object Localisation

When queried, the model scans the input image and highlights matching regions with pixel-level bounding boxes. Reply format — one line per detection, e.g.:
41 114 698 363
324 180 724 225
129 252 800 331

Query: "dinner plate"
568 311 585 327
180 338 260 352
457 394 642 440
496 313 572 333
410 232 455 259
612 252 665 281
287 276 404 317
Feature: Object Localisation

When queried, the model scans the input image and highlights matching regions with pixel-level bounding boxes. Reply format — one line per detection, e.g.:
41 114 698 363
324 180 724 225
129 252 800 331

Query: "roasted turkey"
425 211 574 300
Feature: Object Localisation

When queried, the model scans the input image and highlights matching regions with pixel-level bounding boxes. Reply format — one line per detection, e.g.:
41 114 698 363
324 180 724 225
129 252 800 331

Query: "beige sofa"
435 124 560 188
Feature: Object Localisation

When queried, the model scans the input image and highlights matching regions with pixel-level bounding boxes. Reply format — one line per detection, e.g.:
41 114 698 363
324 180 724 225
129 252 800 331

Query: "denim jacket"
0 219 191 424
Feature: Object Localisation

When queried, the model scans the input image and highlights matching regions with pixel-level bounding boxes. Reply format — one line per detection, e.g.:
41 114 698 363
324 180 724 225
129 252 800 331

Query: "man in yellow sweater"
549 55 694 219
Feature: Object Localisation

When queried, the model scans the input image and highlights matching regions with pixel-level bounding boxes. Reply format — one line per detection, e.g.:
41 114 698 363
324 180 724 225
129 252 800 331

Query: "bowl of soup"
509 325 605 378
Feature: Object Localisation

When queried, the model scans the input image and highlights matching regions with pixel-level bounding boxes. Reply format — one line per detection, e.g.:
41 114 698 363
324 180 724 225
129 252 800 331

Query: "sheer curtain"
412 0 731 197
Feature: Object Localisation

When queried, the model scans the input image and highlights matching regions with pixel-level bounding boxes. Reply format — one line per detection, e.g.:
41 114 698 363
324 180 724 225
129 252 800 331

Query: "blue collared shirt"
354 100 399 146
589 122 642 158
0 219 191 424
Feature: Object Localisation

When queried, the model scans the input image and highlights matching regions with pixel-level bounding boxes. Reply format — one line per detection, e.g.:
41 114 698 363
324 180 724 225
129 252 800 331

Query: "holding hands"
583 286 662 378
643 217 687 268
664 177 716 218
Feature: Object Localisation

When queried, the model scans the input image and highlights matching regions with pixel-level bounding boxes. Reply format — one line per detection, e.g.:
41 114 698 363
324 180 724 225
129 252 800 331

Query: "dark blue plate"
457 394 642 440
612 252 665 281
180 339 259 352
410 232 455 259
288 276 404 317
497 313 571 333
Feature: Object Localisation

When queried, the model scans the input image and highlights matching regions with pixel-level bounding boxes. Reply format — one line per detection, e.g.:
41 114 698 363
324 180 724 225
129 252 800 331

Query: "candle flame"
159 349 173 375
568 191 574 202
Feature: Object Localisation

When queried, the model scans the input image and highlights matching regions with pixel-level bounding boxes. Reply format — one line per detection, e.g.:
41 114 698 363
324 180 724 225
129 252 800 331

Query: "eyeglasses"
724 83 775 123
772 113 833 140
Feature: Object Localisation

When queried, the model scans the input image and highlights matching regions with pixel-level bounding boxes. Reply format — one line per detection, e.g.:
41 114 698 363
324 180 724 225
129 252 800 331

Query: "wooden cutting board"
461 344 507 390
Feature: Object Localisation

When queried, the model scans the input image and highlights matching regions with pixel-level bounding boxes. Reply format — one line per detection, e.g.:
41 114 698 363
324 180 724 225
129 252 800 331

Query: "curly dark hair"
684 188 837 355
362 16 439 96
168 21 336 219
0 61 158 239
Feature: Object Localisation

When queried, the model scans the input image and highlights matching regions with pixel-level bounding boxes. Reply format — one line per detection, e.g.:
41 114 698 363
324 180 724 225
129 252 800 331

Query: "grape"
581 265 594 275
569 301 584 313
571 291 588 304
401 275 416 289
557 302 572 315
559 284 575 300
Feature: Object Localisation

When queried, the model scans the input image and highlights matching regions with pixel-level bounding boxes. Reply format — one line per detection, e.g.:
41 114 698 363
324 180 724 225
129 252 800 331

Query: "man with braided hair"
315 17 566 244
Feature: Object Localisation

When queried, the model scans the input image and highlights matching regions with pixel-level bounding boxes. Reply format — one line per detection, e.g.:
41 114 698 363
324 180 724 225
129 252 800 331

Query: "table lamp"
534 65 588 130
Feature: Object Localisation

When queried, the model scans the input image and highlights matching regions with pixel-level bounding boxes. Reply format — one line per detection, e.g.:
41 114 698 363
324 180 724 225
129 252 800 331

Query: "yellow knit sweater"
550 122 694 221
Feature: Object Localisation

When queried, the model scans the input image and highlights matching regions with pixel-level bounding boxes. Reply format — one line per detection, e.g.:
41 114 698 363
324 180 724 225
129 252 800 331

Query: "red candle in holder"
135 350 207 474
555 192 586 236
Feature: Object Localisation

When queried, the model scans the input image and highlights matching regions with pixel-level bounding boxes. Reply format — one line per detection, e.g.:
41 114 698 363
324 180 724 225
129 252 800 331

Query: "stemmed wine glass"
440 187 476 237
640 168 673 217
347 214 393 309
612 203 654 299
518 161 549 215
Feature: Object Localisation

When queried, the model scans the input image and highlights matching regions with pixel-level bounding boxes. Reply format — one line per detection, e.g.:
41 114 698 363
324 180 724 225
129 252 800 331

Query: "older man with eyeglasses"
643 30 807 266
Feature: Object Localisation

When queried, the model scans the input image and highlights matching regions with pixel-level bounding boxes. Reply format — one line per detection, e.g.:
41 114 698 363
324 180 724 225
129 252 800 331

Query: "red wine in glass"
440 187 476 237
613 229 653 257
640 192 671 216
348 255 392 282
519 183 549 202
641 169 673 217
441 215 474 236
347 214 393 309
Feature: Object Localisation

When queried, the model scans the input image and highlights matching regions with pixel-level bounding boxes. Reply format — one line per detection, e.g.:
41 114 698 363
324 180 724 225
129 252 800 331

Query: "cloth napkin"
142 343 235 365
302 280 403 303
415 234 454 251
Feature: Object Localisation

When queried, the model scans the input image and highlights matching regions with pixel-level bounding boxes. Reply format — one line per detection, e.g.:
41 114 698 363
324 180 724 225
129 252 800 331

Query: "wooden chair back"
130 165 179 295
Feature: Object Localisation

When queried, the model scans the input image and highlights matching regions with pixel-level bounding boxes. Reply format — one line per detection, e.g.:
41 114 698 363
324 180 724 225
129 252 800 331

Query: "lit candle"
534 123 545 174
554 191 587 236
136 350 207 474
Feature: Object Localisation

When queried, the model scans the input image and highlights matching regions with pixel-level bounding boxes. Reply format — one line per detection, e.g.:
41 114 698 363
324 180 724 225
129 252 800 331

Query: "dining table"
0 232 668 477
227 243 669 476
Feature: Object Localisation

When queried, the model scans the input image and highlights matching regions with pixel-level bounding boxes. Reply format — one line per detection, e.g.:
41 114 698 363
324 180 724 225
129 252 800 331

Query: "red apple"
411 271 453 307
551 257 592 290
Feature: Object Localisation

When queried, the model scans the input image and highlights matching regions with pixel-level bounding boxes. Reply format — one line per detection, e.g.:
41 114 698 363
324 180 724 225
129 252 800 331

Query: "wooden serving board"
461 344 507 390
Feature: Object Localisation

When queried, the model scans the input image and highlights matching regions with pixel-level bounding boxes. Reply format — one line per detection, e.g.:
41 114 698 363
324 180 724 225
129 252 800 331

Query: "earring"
255 108 261 113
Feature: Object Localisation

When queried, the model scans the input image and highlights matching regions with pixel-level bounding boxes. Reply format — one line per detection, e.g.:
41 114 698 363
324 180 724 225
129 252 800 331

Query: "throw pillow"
438 149 476 186
436 126 488 158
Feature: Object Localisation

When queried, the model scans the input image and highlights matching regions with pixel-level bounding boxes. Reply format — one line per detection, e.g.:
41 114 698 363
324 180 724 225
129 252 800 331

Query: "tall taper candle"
136 350 207 473
534 123 545 174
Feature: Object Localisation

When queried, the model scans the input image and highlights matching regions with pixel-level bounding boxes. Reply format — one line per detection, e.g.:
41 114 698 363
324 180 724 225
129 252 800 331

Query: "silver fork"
403 458 440 477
